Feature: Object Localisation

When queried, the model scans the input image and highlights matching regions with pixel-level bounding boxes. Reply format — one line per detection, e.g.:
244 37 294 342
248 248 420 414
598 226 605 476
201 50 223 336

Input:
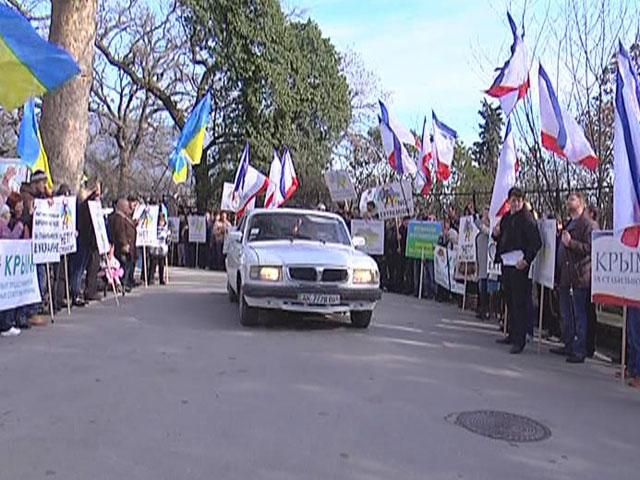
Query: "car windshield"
246 212 350 245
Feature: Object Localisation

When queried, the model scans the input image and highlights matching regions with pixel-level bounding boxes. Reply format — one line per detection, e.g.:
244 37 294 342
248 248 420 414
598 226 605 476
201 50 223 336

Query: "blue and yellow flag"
17 99 53 188
0 4 80 111
169 93 212 184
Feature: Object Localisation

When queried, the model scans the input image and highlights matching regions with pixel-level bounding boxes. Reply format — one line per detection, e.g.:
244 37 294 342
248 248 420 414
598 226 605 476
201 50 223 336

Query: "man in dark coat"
110 198 137 292
493 187 542 354
550 192 597 363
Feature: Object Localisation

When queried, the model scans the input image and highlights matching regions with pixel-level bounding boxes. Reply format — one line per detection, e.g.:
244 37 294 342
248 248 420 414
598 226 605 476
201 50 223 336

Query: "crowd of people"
2 179 638 389
0 171 171 339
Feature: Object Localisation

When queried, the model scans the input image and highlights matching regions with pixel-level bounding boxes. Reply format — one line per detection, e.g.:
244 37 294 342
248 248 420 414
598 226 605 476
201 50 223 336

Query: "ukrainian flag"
0 4 80 111
17 99 53 188
169 93 212 184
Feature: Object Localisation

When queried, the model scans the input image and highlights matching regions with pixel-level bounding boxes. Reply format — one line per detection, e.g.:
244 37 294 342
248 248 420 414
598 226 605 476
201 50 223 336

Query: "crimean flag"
613 43 640 248
279 148 299 205
264 150 282 209
486 12 530 116
168 93 212 184
432 111 457 182
538 64 599 171
379 101 417 176
232 143 269 218
0 4 80 110
489 119 518 227
414 116 434 197
17 99 53 188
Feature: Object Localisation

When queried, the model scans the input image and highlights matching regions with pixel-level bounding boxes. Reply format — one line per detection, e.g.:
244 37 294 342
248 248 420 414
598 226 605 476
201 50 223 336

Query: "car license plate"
298 293 340 305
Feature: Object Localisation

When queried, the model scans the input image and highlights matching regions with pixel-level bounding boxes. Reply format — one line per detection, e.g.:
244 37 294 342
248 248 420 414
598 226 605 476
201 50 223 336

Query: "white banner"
88 200 110 255
168 216 180 242
370 180 414 220
433 245 465 294
531 219 557 289
188 215 207 243
350 219 384 255
135 204 159 247
55 195 77 255
0 239 41 310
221 182 236 212
591 230 640 306
457 215 479 262
32 198 61 264
324 170 356 203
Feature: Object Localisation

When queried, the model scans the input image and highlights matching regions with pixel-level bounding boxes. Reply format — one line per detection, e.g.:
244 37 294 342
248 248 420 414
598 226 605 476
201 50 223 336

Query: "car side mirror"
352 236 366 248
229 230 242 244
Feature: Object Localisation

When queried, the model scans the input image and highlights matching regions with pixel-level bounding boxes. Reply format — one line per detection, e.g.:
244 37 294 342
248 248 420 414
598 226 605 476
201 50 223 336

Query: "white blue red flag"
432 112 457 182
264 149 282 209
538 64 599 171
232 142 269 218
486 13 530 116
489 119 519 226
614 43 640 247
279 148 299 205
378 101 417 176
378 100 416 146
414 116 434 197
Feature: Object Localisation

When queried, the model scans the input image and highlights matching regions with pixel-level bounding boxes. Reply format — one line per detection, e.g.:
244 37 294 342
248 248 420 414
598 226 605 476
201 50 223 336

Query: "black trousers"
586 290 597 356
149 254 166 284
502 266 531 348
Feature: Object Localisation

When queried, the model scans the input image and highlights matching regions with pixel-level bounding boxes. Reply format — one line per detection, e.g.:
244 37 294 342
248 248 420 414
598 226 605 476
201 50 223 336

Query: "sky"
283 0 550 143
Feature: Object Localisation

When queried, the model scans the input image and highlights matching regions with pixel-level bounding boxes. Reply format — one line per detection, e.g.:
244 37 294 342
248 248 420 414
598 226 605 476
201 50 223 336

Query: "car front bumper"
242 284 381 313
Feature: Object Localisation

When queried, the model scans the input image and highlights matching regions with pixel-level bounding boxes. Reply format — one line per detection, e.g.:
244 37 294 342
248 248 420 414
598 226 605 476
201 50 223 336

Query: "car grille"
288 267 349 283
289 267 318 282
321 269 348 282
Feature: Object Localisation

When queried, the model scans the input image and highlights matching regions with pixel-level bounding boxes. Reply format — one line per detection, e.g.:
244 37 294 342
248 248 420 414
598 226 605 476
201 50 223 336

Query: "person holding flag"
169 93 212 184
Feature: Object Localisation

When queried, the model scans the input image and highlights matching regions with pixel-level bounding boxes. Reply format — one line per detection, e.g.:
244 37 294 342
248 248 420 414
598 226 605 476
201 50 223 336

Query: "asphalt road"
1 268 638 480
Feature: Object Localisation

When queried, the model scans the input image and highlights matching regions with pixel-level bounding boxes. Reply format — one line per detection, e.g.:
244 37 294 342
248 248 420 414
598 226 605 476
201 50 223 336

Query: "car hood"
247 240 374 268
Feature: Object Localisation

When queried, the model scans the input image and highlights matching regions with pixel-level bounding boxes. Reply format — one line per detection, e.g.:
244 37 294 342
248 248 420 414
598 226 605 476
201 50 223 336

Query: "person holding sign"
149 213 170 285
110 198 137 293
493 188 541 354
550 193 597 364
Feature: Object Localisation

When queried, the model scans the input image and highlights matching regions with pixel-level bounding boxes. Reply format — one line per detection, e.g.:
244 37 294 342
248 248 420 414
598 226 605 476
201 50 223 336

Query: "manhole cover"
450 410 551 443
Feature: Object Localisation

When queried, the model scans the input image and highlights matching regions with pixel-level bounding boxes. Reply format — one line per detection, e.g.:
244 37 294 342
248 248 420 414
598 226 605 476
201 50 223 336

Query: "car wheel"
227 281 238 303
350 310 372 328
239 284 259 327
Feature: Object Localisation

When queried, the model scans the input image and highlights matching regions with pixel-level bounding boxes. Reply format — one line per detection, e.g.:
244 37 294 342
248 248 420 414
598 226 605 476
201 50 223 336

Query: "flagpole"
537 285 545 353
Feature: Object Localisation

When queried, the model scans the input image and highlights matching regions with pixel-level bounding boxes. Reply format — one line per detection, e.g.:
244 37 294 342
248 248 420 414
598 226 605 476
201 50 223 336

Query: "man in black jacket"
493 187 542 354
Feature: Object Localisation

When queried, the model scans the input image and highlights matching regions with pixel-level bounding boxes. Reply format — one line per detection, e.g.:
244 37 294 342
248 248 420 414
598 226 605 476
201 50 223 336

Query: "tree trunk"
117 149 131 198
40 0 97 191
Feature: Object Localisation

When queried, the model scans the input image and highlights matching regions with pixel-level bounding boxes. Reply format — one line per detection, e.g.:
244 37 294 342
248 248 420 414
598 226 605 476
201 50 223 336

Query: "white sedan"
225 208 381 327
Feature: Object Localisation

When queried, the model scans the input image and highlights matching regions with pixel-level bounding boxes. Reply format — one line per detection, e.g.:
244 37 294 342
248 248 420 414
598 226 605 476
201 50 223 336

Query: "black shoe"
510 345 525 354
159 281 166 285
566 355 585 364
496 337 511 345
72 299 86 307
124 286 132 293
549 347 569 356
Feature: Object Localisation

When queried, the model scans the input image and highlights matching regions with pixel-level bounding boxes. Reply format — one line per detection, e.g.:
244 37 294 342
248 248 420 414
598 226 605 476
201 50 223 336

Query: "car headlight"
353 268 379 284
249 266 282 282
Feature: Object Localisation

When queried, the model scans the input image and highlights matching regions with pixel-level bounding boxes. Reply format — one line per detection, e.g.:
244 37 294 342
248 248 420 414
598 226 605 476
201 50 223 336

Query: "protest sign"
88 200 110 255
55 196 77 255
531 219 556 289
371 180 414 219
448 248 466 294
135 204 160 247
591 230 640 307
220 182 236 212
324 170 356 203
486 236 501 277
0 239 41 310
32 198 61 264
351 219 384 255
433 246 465 294
0 158 29 208
406 221 442 260
168 216 180 242
188 215 207 243
457 215 479 262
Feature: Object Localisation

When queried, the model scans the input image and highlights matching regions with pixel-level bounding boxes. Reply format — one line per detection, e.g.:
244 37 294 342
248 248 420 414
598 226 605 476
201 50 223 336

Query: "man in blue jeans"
551 193 597 363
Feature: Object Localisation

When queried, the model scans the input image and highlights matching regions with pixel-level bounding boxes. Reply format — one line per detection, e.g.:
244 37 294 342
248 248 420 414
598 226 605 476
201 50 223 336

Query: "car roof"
246 208 342 221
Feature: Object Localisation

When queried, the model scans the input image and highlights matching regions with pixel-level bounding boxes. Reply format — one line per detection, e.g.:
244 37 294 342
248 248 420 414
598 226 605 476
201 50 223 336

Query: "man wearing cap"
493 187 542 354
